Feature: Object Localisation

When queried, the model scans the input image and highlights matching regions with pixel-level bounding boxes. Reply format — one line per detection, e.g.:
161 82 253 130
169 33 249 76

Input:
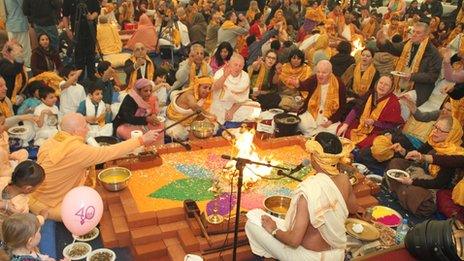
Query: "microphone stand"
277 170 303 182
222 155 291 260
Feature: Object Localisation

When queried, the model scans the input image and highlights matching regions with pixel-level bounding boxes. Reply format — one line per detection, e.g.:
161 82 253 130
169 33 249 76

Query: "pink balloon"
61 186 103 236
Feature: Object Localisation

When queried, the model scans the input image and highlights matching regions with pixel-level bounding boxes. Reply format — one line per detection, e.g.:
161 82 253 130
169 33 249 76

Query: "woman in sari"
210 42 233 74
249 50 280 110
249 13 266 40
31 34 62 77
113 78 164 145
337 76 403 149
342 48 380 110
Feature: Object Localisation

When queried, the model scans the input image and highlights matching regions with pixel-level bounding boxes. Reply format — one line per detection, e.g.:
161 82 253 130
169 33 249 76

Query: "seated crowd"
1 0 464 259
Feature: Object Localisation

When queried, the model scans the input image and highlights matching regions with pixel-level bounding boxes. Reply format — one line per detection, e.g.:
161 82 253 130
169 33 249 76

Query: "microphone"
289 159 311 174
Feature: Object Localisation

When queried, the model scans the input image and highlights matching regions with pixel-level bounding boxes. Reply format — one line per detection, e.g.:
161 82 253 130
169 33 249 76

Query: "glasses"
433 124 450 133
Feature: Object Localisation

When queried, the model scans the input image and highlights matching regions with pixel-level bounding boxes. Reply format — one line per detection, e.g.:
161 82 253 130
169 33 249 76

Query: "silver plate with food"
386 169 410 181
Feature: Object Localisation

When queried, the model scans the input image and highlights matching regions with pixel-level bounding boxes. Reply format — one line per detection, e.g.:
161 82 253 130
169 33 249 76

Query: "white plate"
269 108 284 114
63 242 92 260
353 163 368 174
386 169 410 181
366 174 383 185
390 71 408 77
86 248 116 261
72 227 99 242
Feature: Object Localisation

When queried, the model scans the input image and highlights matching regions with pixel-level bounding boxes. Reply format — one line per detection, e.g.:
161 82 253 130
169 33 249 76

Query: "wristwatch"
271 228 279 237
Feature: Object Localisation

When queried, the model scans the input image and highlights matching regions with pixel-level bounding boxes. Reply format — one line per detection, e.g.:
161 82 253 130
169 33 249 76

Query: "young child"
0 160 46 225
0 112 29 177
153 68 170 116
33 87 59 146
17 81 45 115
76 83 113 137
58 66 86 116
1 213 51 261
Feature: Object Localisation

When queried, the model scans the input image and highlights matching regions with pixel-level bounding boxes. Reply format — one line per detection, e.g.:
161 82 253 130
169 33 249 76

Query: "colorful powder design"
372 206 402 227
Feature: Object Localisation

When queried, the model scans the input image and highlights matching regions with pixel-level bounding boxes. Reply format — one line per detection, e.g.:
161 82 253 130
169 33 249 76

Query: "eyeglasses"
433 124 450 133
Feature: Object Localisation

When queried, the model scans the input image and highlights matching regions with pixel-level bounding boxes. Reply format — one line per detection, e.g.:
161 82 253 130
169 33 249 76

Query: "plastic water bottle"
395 218 410 244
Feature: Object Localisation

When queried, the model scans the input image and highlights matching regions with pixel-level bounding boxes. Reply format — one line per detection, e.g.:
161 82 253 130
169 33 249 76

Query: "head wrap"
134 78 153 90
371 135 395 162
305 137 354 176
189 76 213 100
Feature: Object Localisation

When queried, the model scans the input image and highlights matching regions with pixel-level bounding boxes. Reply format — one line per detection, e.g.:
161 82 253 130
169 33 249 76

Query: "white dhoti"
298 111 340 137
245 173 348 261
210 99 261 124
165 91 195 141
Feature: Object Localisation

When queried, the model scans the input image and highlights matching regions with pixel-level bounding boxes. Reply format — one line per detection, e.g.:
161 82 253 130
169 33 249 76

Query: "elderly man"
210 53 261 124
175 7 191 48
171 43 212 92
393 22 442 115
245 132 358 260
29 112 160 220
0 76 35 127
123 42 156 90
296 60 346 137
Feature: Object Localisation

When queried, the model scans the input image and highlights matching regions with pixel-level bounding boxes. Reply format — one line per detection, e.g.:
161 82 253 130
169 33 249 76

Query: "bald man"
29 113 160 221
210 53 261 124
123 42 156 90
297 60 346 137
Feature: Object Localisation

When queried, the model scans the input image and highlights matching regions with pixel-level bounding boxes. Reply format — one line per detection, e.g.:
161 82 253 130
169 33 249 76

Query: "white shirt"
59 81 87 115
34 103 60 130
176 21 190 47
212 68 250 103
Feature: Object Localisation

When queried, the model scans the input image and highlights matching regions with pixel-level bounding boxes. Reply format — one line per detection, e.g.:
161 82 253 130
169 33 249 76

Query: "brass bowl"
98 167 132 192
190 120 215 139
263 195 291 219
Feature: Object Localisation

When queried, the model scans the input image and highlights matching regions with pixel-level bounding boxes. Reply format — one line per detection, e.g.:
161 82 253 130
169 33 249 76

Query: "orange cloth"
393 38 429 91
30 131 141 220
126 55 155 91
279 63 312 89
349 95 391 144
371 135 395 162
361 18 376 38
248 64 268 91
97 23 123 55
451 98 464 127
125 14 158 52
352 63 376 96
308 74 340 119
0 98 12 118
10 70 27 104
428 117 464 177
306 34 333 65
305 6 326 23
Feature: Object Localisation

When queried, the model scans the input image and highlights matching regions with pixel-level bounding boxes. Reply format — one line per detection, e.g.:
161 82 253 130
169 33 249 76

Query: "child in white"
77 84 113 137
33 87 59 146
59 67 86 115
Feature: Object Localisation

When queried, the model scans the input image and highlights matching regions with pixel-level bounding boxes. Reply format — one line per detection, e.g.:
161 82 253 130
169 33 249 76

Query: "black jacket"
23 0 61 26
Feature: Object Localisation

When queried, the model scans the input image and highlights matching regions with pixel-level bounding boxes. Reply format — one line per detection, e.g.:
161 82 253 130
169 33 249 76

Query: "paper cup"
130 130 144 155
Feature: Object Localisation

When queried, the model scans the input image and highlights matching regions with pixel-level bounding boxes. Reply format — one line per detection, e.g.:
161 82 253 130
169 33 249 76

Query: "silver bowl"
190 120 215 139
98 167 132 192
264 195 291 219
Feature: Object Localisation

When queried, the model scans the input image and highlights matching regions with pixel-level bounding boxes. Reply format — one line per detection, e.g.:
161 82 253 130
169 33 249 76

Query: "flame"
232 129 274 183
350 38 364 57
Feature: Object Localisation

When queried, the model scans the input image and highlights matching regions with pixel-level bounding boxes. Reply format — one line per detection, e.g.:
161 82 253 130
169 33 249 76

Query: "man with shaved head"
210 53 261 123
297 60 346 137
123 42 156 90
29 112 160 220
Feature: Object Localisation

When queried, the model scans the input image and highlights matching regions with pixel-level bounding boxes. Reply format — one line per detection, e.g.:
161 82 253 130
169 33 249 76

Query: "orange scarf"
127 55 155 91
349 95 390 144
248 65 268 91
428 117 464 177
189 61 209 85
0 99 12 117
361 19 376 38
11 70 27 104
306 34 333 65
221 20 237 30
305 6 326 23
308 74 340 119
393 38 429 91
445 28 460 46
352 63 376 96
457 7 464 24
451 97 464 127
279 63 312 89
